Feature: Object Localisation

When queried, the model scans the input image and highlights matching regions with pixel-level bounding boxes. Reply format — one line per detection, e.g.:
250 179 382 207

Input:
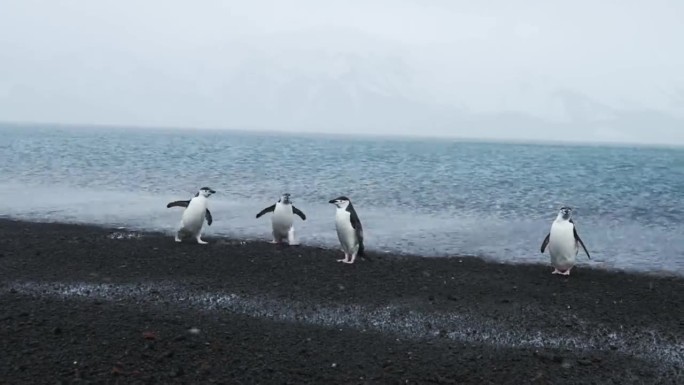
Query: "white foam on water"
3 280 682 369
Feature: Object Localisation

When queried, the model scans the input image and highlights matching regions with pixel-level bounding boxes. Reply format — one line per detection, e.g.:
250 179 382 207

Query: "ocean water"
1 123 683 275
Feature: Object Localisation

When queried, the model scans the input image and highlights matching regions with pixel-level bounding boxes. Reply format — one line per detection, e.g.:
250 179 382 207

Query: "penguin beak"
210 189 216 194
328 199 337 204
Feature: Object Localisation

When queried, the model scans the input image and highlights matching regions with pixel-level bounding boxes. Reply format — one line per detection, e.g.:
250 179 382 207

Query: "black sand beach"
1 219 682 384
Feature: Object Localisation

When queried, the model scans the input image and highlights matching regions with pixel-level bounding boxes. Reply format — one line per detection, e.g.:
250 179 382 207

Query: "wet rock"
170 367 184 377
142 331 157 340
577 358 592 366
111 363 124 375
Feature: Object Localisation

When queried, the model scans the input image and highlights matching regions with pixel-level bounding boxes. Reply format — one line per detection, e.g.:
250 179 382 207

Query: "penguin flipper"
349 209 366 258
357 238 366 258
573 228 591 259
167 200 190 208
256 204 276 218
292 206 306 220
205 209 213 226
540 233 550 253
569 219 591 259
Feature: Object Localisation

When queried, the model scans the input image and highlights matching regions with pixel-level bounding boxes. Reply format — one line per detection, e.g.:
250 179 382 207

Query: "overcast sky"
1 0 683 144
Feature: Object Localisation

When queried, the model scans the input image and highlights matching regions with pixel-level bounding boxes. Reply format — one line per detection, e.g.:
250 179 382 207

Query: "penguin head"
198 187 216 198
558 206 572 220
329 196 350 209
279 193 292 204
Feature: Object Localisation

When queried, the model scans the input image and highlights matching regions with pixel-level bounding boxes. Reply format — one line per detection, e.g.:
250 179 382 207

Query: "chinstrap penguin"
540 206 591 275
255 193 306 245
329 196 366 264
166 187 216 244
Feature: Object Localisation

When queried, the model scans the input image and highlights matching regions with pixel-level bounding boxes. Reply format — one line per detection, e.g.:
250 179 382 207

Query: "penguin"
255 193 306 245
540 206 591 275
328 196 366 264
166 187 215 244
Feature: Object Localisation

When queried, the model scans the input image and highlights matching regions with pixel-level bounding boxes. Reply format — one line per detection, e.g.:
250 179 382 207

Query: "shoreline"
2 215 681 279
1 218 683 384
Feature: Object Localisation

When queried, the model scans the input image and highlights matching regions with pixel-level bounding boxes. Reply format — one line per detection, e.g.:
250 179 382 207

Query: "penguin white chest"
335 209 358 253
548 221 578 268
272 203 294 235
181 197 206 233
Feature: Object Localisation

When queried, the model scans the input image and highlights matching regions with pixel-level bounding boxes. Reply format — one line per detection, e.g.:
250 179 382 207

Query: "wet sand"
0 219 683 384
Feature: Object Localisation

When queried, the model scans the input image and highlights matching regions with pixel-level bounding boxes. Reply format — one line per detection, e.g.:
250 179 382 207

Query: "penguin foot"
174 237 182 243
552 269 571 276
196 238 208 245
337 254 349 263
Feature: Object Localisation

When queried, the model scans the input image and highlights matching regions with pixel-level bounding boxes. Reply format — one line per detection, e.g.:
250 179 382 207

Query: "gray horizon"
1 1 683 145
